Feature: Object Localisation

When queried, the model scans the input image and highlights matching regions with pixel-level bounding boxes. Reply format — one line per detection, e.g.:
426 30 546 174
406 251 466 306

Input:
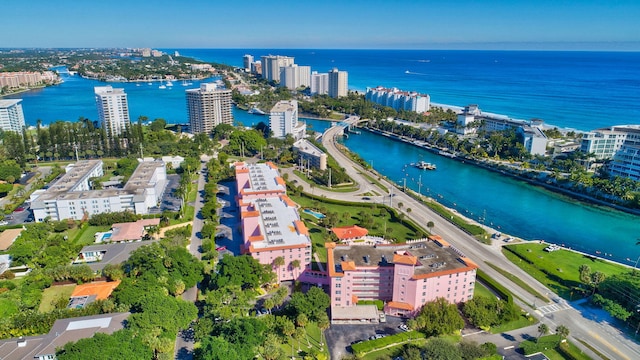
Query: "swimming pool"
302 209 326 219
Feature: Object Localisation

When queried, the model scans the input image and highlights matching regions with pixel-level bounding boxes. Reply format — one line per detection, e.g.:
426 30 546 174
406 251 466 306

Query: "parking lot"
324 315 405 360
213 181 242 256
159 174 182 212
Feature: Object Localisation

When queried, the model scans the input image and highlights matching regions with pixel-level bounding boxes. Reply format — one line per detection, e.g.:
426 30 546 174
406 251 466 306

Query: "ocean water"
177 49 640 131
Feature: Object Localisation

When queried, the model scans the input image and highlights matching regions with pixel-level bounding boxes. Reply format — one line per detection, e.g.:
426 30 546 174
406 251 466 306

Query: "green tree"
427 221 435 234
556 324 570 340
413 297 464 336
423 338 462 360
57 330 153 360
537 323 549 343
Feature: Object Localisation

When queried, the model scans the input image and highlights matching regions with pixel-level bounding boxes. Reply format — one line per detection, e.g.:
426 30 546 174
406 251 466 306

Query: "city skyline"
3 0 640 51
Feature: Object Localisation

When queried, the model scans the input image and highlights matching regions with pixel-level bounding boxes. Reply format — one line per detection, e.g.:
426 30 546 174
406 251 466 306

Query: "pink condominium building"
235 162 312 282
326 235 478 317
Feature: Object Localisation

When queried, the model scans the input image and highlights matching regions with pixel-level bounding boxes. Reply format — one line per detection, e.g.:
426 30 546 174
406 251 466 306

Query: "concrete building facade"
326 236 478 317
31 159 167 222
261 55 295 82
186 83 233 134
310 71 329 95
0 99 25 133
328 68 348 98
94 86 131 137
581 125 640 180
235 162 312 282
243 54 254 72
366 86 430 114
293 139 327 171
269 100 305 139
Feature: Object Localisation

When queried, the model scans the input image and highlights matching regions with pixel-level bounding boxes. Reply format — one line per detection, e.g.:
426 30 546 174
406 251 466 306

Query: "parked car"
15 207 25 212
399 324 409 332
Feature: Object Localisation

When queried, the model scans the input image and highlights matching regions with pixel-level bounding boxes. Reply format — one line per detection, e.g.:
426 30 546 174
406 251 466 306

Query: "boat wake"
405 70 427 76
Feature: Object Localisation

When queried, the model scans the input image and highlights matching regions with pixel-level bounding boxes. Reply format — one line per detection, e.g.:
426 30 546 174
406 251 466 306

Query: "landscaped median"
350 330 426 357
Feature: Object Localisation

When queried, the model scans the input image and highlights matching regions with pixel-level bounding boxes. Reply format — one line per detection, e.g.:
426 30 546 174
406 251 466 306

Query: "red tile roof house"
109 218 160 242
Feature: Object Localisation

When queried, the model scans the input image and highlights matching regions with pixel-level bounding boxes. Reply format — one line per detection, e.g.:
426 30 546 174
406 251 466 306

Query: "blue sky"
3 0 639 50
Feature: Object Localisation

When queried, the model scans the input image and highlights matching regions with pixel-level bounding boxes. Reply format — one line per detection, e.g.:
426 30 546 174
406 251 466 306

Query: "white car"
399 324 409 332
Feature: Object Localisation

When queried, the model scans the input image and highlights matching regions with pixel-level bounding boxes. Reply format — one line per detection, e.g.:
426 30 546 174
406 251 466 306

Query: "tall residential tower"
0 99 25 133
94 86 130 137
186 83 233 134
328 68 348 98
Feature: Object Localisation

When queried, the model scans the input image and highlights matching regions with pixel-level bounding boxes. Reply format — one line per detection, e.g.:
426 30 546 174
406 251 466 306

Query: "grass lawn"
280 322 329 359
484 261 548 302
473 281 496 298
503 243 628 299
39 284 76 313
359 171 389 194
521 334 591 360
361 339 428 360
490 313 537 334
292 194 425 262
293 170 359 193
74 225 112 246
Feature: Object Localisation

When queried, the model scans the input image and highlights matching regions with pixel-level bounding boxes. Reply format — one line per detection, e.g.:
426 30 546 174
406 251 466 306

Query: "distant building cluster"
235 161 312 282
138 48 163 57
365 86 430 113
0 99 25 133
455 104 548 156
31 159 167 222
0 71 57 89
243 54 348 98
581 125 640 180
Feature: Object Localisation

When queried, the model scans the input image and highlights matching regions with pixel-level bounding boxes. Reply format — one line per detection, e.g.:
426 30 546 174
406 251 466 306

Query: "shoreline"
362 126 640 217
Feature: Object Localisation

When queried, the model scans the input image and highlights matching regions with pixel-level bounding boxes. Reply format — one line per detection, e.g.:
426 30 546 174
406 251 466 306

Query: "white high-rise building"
0 99 25 133
310 72 329 95
279 65 312 90
269 100 305 139
260 55 295 82
94 86 130 137
328 68 348 98
186 83 233 134
243 54 254 72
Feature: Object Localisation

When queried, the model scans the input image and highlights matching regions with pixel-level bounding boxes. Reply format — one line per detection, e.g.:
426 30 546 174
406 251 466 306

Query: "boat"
248 107 266 115
415 161 436 170
405 70 410 74
165 81 173 87
158 81 166 89
181 80 189 86
147 82 152 85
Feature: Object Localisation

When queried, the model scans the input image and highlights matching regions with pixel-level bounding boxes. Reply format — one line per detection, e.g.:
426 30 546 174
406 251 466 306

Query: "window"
335 283 341 288
422 285 426 289
422 292 426 296
335 297 341 302
335 291 341 295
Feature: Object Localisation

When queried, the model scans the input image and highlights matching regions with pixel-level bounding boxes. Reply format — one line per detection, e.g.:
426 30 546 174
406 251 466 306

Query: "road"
174 156 209 360
314 124 640 359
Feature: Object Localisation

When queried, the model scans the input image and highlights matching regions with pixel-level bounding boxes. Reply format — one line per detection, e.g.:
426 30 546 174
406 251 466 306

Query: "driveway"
324 316 404 360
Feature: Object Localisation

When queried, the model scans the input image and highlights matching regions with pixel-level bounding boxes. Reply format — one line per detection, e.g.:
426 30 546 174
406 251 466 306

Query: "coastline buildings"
581 125 640 180
280 64 311 90
0 71 57 89
310 71 329 95
328 68 348 98
243 54 254 72
269 100 305 139
365 86 430 113
293 139 327 171
94 86 130 137
31 159 167 222
0 99 25 133
235 162 312 282
186 83 233 134
261 55 295 82
455 104 548 156
326 236 478 317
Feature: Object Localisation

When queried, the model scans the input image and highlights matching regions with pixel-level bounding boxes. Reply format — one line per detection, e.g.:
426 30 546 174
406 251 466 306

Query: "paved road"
317 124 640 360
174 156 209 360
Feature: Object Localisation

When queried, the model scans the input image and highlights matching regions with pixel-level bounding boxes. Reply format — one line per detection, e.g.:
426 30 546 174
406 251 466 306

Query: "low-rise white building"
293 139 327 171
366 86 430 113
31 159 167 222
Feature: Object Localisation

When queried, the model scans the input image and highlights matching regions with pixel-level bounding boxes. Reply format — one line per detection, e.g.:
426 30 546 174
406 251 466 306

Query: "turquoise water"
303 209 326 219
340 129 640 265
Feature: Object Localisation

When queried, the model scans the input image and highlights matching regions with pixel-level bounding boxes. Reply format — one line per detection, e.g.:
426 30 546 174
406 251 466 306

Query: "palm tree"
318 313 330 347
296 313 311 348
273 256 285 281
556 324 570 341
537 323 549 343
291 259 301 278
427 221 435 234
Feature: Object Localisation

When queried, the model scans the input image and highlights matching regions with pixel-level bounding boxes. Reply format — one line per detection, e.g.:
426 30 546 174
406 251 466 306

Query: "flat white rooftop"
250 196 310 250
245 163 285 193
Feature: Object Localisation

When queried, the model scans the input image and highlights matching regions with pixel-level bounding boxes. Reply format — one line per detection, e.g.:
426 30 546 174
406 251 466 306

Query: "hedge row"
422 200 486 236
351 330 425 356
476 269 513 304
